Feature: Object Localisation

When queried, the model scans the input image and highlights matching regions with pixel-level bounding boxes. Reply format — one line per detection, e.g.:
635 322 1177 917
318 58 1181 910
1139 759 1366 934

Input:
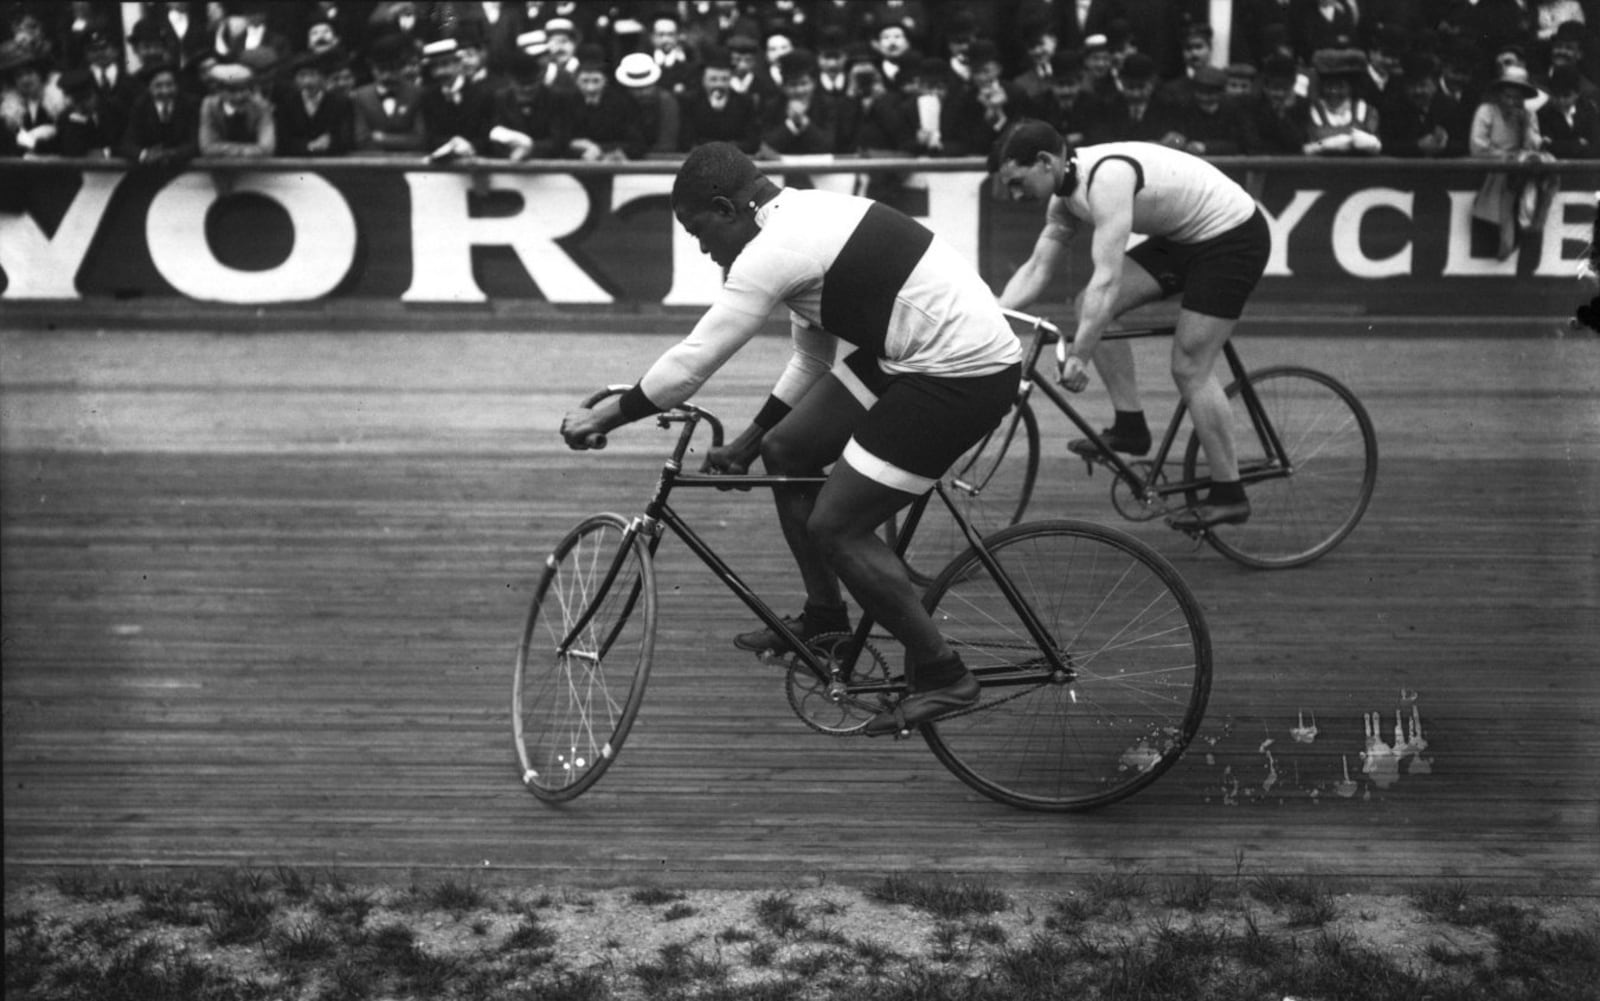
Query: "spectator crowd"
2 0 1596 167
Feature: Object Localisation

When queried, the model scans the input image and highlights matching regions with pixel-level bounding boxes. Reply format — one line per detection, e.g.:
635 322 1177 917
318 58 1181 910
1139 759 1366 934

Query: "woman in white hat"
1470 65 1556 258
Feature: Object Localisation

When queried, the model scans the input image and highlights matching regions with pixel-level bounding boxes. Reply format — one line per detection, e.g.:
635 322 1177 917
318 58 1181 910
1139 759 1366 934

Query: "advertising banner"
1 159 1594 319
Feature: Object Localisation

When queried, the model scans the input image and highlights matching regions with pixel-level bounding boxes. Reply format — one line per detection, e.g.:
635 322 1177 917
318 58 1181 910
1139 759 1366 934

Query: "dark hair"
988 118 1065 172
672 142 765 212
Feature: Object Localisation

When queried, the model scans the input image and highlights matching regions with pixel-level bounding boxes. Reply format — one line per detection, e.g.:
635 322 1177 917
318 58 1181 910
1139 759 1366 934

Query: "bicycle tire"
919 520 1211 811
513 513 656 802
1182 366 1377 569
885 398 1040 585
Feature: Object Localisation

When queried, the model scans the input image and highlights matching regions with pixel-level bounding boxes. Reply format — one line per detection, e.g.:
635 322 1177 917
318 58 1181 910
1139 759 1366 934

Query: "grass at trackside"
5 865 1598 1001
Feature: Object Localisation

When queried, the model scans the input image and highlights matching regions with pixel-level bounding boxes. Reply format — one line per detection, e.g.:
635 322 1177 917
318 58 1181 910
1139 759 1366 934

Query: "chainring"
784 632 894 736
1110 461 1171 522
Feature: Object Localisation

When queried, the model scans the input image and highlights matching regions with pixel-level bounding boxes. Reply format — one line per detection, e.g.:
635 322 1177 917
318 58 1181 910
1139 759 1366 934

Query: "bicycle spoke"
514 514 656 801
920 521 1210 811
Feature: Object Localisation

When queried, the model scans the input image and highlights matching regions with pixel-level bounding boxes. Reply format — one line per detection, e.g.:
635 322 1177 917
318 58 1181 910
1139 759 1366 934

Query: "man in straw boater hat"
986 118 1272 532
561 142 1024 736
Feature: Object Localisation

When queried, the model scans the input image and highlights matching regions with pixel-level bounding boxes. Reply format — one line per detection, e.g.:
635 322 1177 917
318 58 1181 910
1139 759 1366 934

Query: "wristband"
618 384 662 423
752 394 791 431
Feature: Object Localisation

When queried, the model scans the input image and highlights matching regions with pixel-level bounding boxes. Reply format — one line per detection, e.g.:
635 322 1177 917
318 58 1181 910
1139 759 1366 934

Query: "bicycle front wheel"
920 521 1211 811
1183 366 1377 569
513 513 656 802
886 398 1040 585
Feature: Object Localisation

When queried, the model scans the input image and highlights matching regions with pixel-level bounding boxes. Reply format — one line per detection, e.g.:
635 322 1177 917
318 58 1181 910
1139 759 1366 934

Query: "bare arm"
998 203 1075 312
1066 164 1135 367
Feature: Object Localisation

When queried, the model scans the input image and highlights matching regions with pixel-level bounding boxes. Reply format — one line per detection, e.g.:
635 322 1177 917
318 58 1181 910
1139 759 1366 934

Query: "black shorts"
1125 208 1270 320
834 350 1022 494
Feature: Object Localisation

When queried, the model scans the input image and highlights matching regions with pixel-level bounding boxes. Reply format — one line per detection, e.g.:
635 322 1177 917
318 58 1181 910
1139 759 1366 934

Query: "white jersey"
638 187 1020 413
1051 141 1257 244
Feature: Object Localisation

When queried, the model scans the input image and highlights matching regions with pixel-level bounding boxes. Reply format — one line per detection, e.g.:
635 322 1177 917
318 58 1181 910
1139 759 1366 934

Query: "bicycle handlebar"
578 385 726 452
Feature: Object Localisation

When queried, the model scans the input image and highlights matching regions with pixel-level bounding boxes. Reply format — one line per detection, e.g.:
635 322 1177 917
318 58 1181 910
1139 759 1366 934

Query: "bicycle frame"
1004 314 1296 507
561 400 1076 701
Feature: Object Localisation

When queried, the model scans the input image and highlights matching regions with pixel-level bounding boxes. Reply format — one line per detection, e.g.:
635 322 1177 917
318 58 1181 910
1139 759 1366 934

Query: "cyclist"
560 142 1022 735
988 119 1271 529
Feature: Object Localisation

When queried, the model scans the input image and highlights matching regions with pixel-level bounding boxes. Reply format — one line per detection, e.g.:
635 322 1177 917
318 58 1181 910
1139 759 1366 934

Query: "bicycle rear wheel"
1183 366 1377 569
920 520 1210 811
514 513 656 802
885 398 1040 584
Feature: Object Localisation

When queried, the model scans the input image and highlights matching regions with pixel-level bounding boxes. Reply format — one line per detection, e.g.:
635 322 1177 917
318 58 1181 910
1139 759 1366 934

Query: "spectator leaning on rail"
1245 54 1311 155
53 66 123 158
1165 65 1253 156
677 45 761 154
615 51 681 159
565 52 646 161
351 32 426 154
1471 63 1558 259
1380 53 1462 158
119 62 200 167
1539 64 1600 158
1303 48 1382 155
418 37 494 161
757 49 839 158
484 41 570 160
275 49 354 156
1 40 62 157
198 61 275 158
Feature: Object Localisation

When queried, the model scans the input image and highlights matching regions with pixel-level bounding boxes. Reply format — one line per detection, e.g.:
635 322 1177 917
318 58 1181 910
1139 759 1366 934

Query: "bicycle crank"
784 632 892 736
1110 461 1170 522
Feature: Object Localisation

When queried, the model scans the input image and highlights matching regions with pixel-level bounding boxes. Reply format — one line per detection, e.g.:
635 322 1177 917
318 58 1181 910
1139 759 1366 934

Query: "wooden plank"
2 330 1597 893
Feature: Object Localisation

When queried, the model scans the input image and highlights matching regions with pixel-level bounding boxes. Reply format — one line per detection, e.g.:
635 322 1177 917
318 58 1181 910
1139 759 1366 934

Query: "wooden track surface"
3 328 1597 892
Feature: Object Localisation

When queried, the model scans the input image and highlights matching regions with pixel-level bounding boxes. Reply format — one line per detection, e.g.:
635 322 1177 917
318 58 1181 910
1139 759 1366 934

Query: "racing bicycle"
887 310 1378 578
514 386 1212 812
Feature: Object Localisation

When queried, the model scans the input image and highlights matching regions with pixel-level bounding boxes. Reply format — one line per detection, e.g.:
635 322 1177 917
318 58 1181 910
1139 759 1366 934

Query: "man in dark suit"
678 47 760 153
1243 53 1308 154
564 55 645 160
83 30 139 119
1379 54 1460 158
1540 65 1600 160
418 37 495 158
277 50 355 155
119 63 201 166
1083 52 1181 144
54 67 125 158
1167 65 1252 154
352 32 425 153
485 47 570 159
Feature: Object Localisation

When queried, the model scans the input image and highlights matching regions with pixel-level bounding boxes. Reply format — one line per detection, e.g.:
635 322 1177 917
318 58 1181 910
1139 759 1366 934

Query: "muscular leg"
758 375 866 609
1171 307 1239 483
1078 260 1166 411
806 462 948 667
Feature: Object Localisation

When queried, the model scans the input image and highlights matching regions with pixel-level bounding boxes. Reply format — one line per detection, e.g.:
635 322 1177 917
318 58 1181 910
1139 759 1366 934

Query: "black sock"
914 653 967 690
1112 410 1149 437
1208 480 1246 505
802 601 848 627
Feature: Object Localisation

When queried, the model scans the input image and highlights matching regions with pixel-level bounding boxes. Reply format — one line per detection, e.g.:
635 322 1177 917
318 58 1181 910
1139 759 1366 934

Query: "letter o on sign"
147 173 357 303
